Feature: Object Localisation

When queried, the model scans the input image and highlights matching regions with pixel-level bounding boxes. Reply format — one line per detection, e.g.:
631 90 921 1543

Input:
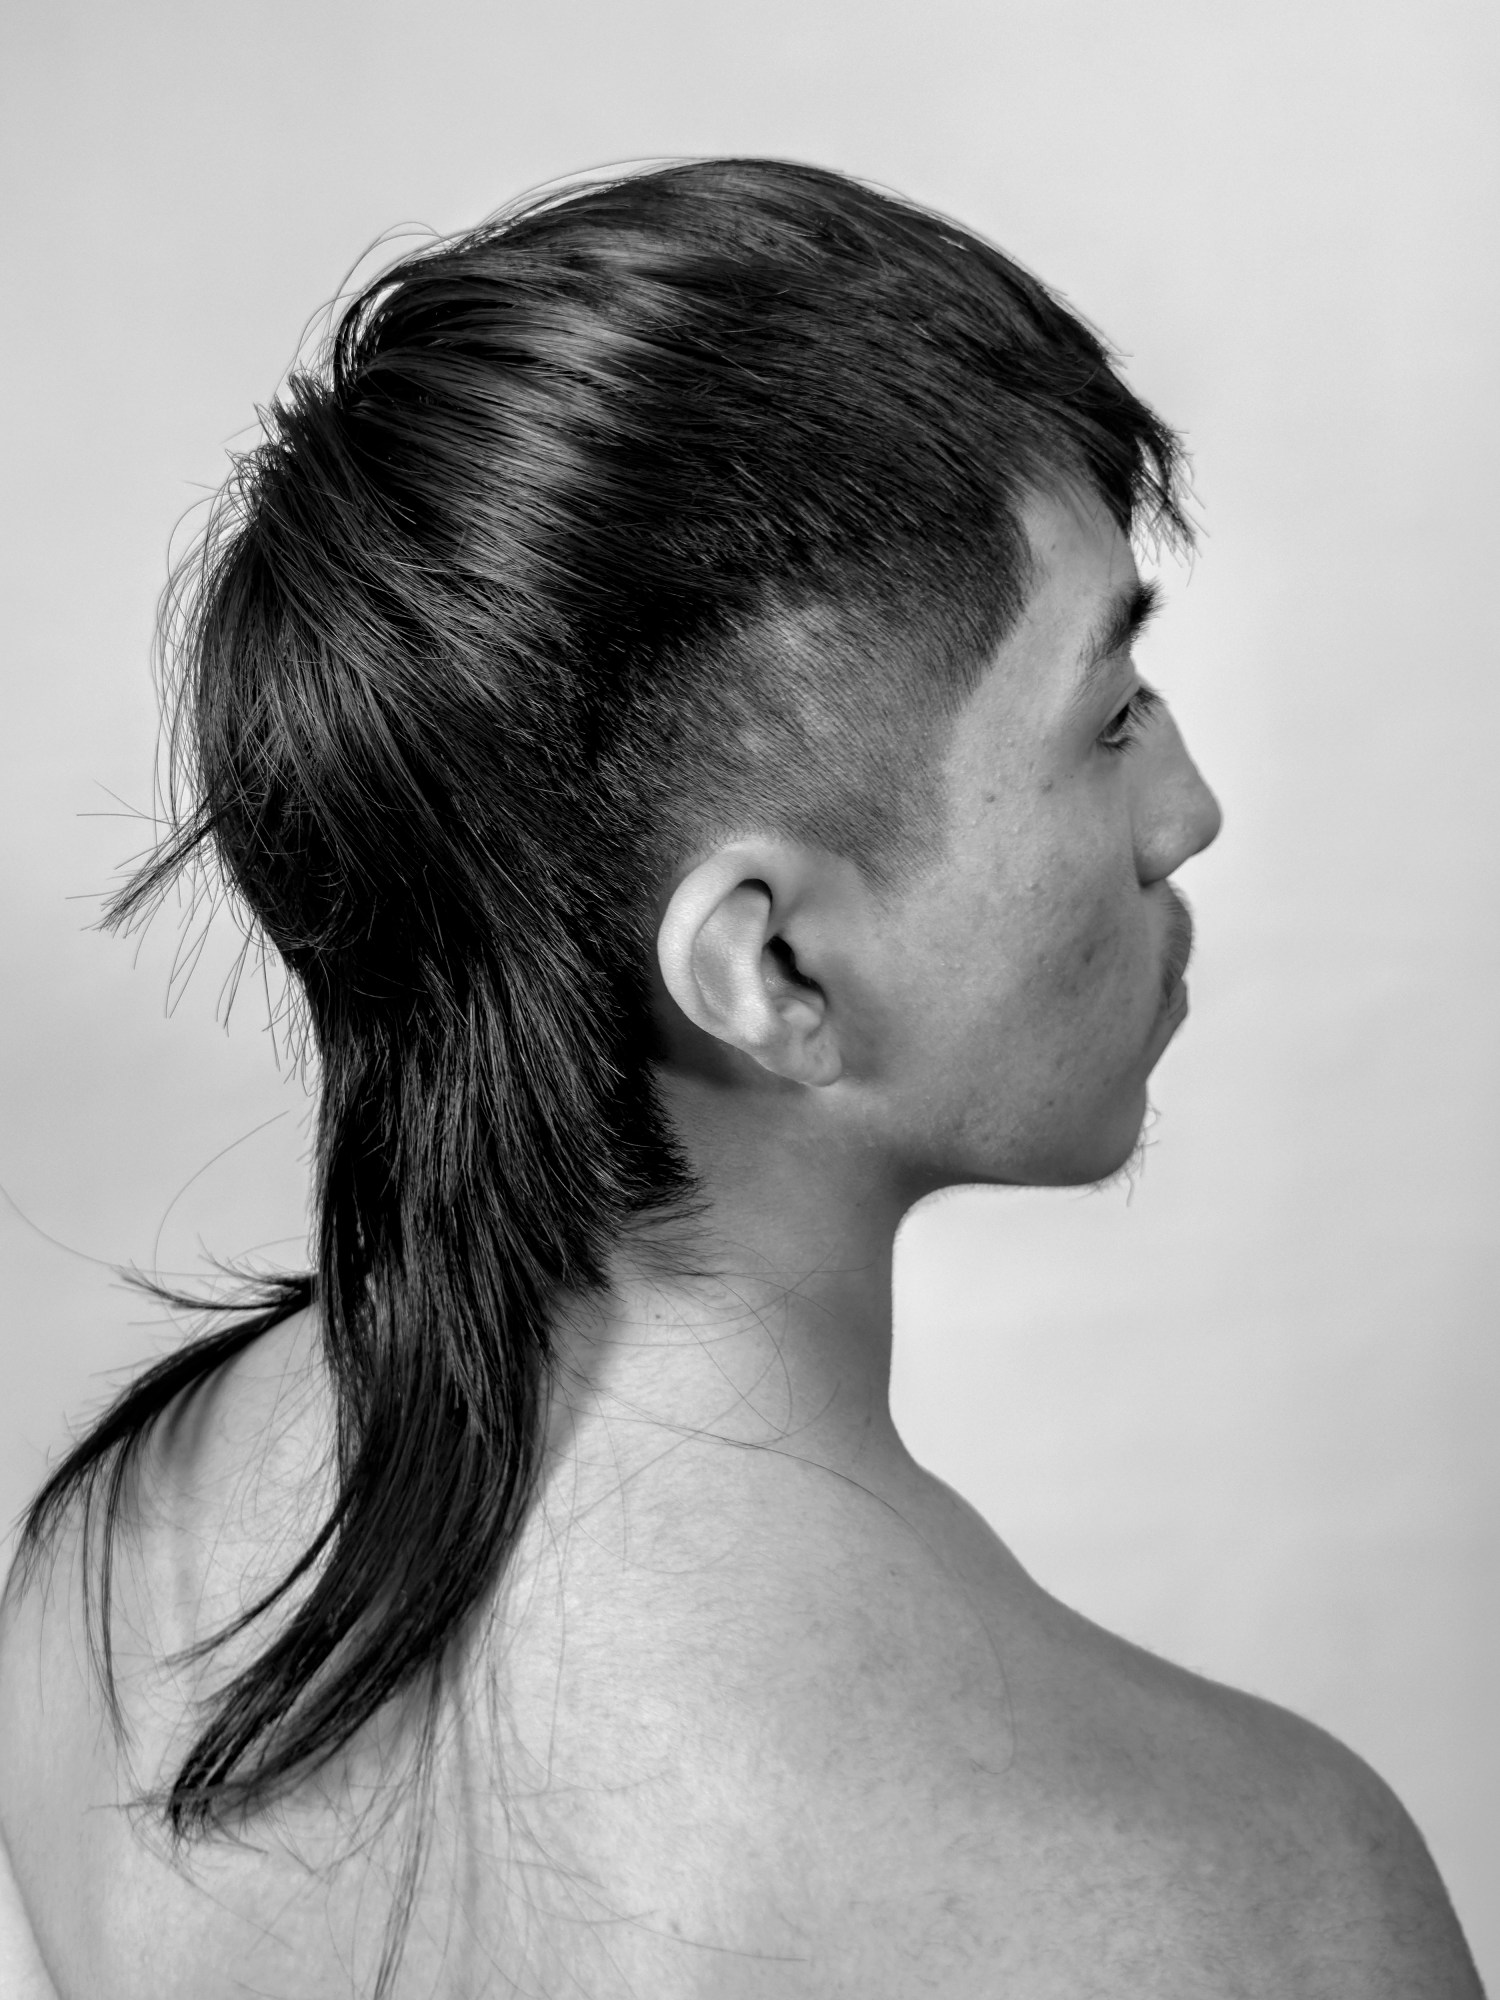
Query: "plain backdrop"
2 0 1496 1978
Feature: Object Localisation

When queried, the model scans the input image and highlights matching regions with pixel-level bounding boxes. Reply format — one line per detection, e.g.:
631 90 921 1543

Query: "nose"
1133 710 1223 885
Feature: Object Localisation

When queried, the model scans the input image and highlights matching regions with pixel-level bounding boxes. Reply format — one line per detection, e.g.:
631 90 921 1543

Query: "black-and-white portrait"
1 4 1494 1995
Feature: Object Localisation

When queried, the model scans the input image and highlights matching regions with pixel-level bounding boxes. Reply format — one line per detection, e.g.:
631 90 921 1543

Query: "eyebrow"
1070 577 1163 704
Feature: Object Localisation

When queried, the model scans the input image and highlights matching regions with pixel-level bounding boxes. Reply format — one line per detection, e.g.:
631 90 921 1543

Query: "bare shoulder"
1008 1591 1487 1998
1184 1671 1483 1996
0 1307 339 2000
0 1817 61 1998
2 1303 332 1686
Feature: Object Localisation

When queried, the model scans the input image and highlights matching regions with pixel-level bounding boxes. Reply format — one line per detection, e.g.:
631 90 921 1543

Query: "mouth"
1158 888 1195 1014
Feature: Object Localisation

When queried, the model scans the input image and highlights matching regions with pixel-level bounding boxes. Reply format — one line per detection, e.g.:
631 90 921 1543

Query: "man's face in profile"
871 487 1222 1194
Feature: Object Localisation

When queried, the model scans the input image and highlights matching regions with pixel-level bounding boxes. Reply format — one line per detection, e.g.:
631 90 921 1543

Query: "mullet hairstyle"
20 159 1189 1854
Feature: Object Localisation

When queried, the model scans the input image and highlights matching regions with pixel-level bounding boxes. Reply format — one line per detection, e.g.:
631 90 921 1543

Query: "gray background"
3 0 1496 1977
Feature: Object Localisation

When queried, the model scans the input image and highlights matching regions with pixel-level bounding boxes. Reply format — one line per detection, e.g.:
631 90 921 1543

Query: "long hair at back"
19 158 1188 1854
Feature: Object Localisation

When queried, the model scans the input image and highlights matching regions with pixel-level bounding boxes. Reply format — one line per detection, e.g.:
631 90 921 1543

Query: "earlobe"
656 848 843 1086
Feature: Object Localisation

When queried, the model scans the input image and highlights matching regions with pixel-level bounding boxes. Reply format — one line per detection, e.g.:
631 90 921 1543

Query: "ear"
656 843 844 1087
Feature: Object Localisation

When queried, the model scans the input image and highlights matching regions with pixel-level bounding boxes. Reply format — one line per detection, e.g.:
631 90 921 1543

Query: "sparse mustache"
1161 888 1195 1005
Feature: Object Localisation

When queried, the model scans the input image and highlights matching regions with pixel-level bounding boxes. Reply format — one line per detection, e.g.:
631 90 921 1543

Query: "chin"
1035 1087 1151 1189
928 1076 1153 1193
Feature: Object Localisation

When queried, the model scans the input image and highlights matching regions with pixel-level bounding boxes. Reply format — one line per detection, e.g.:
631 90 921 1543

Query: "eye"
1098 682 1163 755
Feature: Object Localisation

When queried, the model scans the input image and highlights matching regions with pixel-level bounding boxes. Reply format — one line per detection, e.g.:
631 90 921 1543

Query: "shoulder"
612 1460 1487 1997
1023 1600 1486 1998
0 1307 337 2000
0 1546 68 2000
1288 1735 1486 1997
0 1818 61 1999
2 1304 333 1700
1229 1694 1483 1996
0 1488 123 2000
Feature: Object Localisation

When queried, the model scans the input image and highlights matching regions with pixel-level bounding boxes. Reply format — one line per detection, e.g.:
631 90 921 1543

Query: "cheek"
1027 873 1144 1031
980 833 1144 1035
878 807 1157 1177
948 855 1154 1141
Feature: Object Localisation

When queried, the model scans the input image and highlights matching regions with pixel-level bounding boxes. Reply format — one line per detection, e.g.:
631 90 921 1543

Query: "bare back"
0 1312 1483 1999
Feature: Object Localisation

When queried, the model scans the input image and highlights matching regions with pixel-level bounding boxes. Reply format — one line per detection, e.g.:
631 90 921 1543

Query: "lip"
1160 893 1195 993
1152 974 1189 1041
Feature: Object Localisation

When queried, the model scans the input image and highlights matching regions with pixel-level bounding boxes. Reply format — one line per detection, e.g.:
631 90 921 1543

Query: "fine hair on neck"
18 158 1190 1985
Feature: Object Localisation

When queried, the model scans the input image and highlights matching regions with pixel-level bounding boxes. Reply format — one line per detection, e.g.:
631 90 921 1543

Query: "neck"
546 1073 913 1499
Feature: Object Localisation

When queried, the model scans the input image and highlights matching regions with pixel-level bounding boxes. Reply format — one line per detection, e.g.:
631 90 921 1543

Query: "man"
1 160 1484 1995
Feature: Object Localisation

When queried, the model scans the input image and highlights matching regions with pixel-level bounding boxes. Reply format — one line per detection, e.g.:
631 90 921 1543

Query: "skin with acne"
0 490 1481 2000
854 487 1217 1188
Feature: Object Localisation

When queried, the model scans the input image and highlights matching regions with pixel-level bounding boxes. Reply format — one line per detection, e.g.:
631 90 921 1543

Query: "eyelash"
1099 682 1163 754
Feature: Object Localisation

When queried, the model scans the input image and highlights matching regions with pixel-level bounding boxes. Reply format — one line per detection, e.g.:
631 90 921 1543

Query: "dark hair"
20 159 1188 1854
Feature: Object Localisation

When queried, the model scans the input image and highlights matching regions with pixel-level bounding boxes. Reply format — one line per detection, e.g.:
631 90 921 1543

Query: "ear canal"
766 935 821 992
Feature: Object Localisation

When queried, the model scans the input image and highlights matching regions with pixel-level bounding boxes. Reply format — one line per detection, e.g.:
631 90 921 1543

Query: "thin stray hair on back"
16 154 1190 1995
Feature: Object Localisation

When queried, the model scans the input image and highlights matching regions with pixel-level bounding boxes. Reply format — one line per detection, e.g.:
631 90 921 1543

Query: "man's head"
655 483 1221 1198
94 159 1219 1847
145 155 1207 1284
571 157 1193 897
